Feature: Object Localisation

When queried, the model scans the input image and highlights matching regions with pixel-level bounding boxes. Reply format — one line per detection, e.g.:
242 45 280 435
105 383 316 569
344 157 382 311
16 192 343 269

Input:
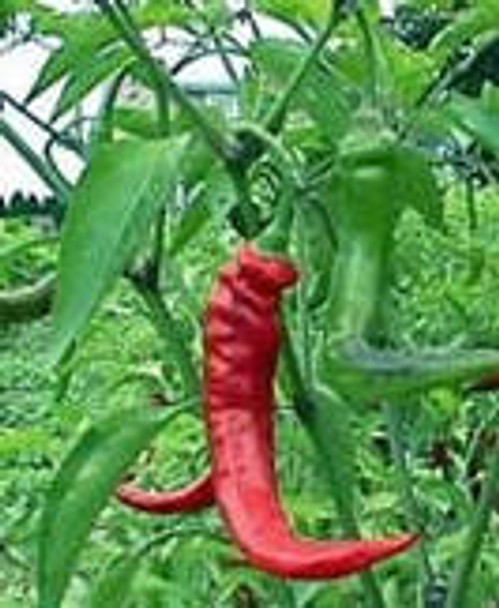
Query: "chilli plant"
1 0 499 607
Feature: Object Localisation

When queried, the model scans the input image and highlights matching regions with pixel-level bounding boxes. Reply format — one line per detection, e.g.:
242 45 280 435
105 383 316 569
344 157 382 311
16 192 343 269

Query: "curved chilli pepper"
117 473 214 514
204 244 418 580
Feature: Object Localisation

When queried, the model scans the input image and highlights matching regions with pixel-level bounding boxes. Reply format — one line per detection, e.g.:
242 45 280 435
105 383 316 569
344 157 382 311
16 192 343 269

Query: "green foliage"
38 406 172 608
446 89 499 155
250 38 353 141
255 0 330 27
51 136 188 365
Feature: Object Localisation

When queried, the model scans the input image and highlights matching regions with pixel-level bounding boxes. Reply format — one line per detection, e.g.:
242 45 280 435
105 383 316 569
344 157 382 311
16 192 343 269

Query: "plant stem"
89 66 130 146
354 3 380 107
464 178 478 234
0 119 69 199
263 0 341 134
229 167 261 239
148 203 167 290
445 444 499 608
95 0 231 158
131 279 199 398
281 333 387 608
0 90 84 155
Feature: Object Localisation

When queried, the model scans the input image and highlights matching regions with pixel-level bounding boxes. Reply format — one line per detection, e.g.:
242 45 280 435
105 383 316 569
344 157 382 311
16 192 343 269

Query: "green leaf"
87 552 141 608
37 406 172 608
52 45 133 120
376 31 438 107
255 0 330 26
251 38 352 141
51 136 188 365
113 107 162 139
26 15 116 102
137 0 190 29
392 145 443 229
298 387 357 519
446 93 499 155
26 3 188 103
431 0 499 57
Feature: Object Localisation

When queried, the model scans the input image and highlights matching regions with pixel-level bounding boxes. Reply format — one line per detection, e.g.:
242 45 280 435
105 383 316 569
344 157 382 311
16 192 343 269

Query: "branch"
94 0 232 159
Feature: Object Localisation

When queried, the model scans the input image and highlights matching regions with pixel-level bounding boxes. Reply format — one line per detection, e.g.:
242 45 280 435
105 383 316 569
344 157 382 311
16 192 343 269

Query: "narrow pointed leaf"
37 407 172 608
26 4 190 103
255 0 330 26
52 45 133 120
25 17 116 103
446 94 499 155
51 136 188 365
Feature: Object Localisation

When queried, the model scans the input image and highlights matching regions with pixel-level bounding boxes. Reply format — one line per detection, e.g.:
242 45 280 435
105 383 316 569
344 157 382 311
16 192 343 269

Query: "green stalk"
89 66 130 147
354 2 380 107
94 0 231 159
100 0 169 135
445 445 499 608
234 121 299 251
148 203 168 290
296 205 313 388
0 90 83 155
131 280 199 398
281 334 387 608
464 178 478 234
263 0 341 134
0 119 69 199
229 166 261 239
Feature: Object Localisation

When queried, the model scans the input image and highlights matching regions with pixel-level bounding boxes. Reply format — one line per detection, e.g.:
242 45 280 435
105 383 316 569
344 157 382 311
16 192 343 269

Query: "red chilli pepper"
117 473 214 514
204 244 417 579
